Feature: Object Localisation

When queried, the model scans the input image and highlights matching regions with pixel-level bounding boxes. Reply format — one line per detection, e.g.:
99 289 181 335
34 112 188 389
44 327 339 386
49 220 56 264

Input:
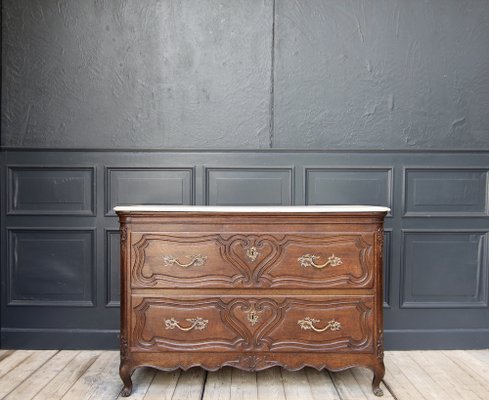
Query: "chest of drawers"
116 205 389 397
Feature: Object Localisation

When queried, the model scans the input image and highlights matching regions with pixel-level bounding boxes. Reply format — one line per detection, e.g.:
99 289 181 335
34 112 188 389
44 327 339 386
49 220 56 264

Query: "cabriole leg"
371 361 385 396
119 362 133 397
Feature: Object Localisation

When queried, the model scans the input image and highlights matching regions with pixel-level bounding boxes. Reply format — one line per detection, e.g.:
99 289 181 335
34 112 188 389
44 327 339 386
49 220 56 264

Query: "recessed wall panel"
384 230 392 308
404 169 488 216
206 168 293 205
401 231 488 308
8 229 95 306
106 230 120 307
106 168 194 215
305 168 392 210
7 167 95 215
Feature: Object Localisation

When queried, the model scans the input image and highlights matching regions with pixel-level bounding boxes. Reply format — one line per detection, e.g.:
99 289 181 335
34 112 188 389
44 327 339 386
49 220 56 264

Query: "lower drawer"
130 295 375 353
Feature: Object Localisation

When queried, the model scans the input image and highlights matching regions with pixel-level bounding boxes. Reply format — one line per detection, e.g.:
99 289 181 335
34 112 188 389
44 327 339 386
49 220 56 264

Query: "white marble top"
114 205 390 213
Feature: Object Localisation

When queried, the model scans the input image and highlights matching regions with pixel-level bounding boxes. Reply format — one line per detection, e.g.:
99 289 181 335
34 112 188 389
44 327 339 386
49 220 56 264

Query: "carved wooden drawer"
131 232 374 289
116 205 389 397
130 295 374 353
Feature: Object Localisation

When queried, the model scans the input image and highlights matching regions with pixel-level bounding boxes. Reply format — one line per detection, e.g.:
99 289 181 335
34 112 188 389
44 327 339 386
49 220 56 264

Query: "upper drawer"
130 232 376 289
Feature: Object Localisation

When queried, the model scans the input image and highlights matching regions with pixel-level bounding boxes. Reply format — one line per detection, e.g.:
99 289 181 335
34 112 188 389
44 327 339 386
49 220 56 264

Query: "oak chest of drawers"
115 205 389 397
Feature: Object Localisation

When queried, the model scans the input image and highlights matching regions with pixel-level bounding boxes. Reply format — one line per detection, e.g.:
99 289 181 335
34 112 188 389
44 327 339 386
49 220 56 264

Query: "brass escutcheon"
246 246 260 262
246 306 261 326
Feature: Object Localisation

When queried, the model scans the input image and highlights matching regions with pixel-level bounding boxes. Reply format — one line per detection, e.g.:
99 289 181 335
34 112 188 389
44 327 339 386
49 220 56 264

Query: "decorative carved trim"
225 355 276 371
224 234 283 286
120 225 128 248
120 336 129 362
376 227 384 249
377 331 384 360
134 358 379 374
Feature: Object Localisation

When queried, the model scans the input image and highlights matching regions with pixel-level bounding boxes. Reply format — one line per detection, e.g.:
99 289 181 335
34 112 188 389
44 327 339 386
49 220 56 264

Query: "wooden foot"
373 386 384 397
371 362 385 397
121 385 132 397
120 362 133 397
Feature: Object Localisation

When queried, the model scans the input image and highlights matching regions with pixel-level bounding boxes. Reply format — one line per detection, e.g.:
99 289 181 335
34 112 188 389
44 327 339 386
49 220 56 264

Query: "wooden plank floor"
0 350 488 399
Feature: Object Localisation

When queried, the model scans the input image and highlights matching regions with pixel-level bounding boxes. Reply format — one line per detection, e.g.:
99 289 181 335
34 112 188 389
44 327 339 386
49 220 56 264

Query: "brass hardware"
163 255 207 268
298 317 342 332
246 246 260 262
246 306 261 326
298 254 342 269
164 317 208 331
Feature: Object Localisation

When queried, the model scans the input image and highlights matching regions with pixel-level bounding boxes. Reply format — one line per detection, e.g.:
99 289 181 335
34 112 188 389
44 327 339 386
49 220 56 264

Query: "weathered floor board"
0 350 487 399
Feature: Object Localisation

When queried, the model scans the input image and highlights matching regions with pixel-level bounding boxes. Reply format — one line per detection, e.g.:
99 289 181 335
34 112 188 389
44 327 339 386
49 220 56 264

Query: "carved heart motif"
221 298 285 351
223 235 282 286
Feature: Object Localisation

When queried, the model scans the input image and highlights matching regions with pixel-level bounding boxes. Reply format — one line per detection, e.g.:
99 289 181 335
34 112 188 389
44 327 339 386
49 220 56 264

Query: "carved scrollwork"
376 227 384 248
120 225 128 248
377 330 384 360
120 336 129 361
226 355 274 371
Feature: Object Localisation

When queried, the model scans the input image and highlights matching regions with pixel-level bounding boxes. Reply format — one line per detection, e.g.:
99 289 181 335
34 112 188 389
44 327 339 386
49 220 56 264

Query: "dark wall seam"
269 0 276 149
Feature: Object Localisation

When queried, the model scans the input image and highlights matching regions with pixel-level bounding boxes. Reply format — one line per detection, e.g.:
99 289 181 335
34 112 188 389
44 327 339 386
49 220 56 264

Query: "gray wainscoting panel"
105 230 120 307
7 166 95 215
205 167 293 206
305 168 392 212
401 231 488 308
2 150 489 350
384 230 392 308
7 228 95 306
404 169 489 216
105 167 194 215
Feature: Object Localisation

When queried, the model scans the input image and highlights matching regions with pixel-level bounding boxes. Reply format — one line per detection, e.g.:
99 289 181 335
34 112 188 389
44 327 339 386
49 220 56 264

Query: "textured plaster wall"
2 0 489 149
274 0 489 149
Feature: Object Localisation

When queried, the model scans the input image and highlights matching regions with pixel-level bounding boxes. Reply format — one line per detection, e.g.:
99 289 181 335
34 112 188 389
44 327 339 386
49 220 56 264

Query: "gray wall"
1 0 489 350
2 0 489 149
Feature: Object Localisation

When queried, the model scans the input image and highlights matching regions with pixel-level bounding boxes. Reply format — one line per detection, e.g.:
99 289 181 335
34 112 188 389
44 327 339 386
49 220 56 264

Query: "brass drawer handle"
298 317 342 332
164 317 208 332
298 254 342 269
163 255 207 268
